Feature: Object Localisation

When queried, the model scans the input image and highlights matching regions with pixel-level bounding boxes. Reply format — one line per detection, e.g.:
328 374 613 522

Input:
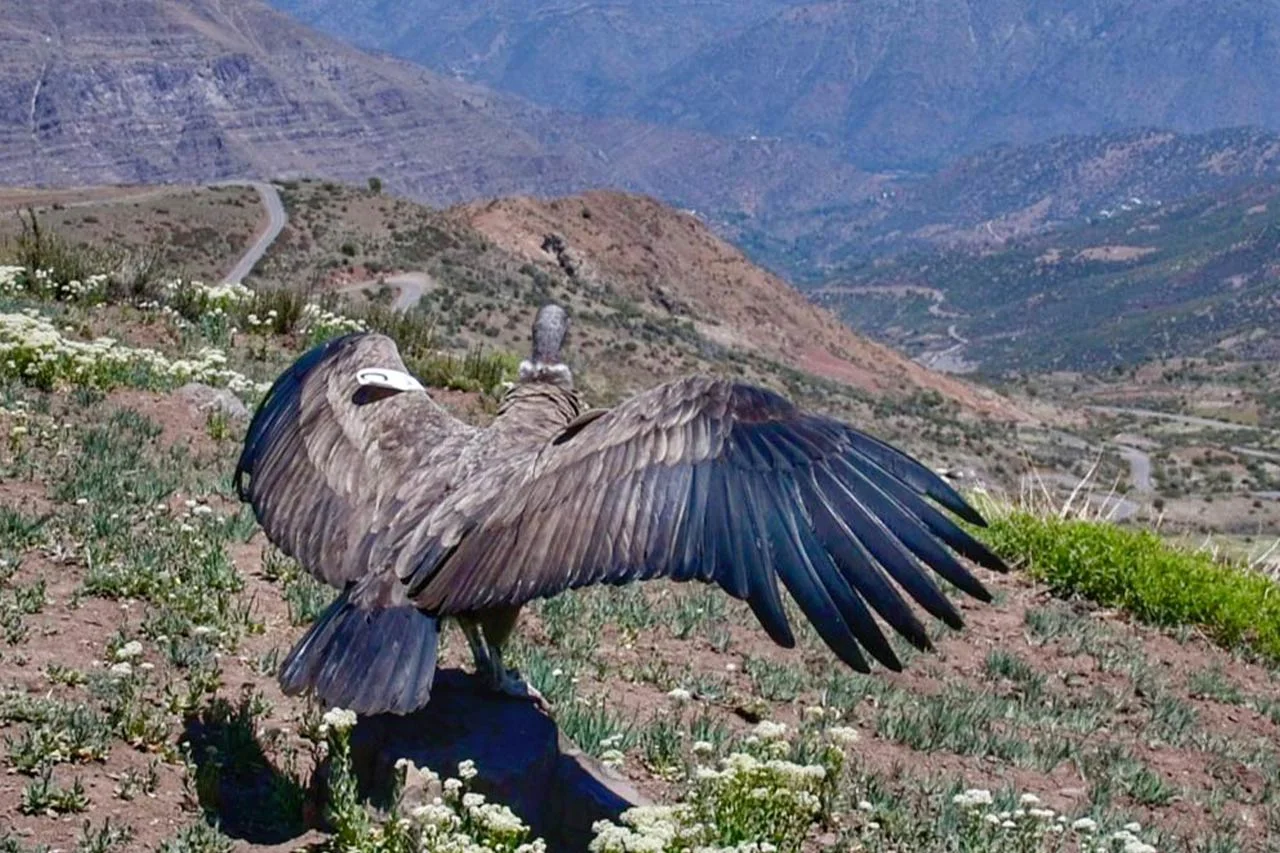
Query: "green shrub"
980 510 1280 661
4 209 115 296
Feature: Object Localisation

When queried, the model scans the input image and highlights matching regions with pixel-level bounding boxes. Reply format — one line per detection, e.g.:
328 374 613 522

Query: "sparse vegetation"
0 203 1276 852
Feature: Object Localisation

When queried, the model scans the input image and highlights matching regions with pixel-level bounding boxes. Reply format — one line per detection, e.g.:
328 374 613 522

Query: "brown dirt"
0 184 261 284
3 378 1279 850
450 191 1028 423
1076 245 1157 262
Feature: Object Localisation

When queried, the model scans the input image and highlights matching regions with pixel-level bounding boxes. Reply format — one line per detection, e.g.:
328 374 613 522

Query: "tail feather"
280 590 439 716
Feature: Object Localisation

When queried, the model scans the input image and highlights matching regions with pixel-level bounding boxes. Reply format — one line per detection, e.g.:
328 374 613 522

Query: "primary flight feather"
235 304 1008 715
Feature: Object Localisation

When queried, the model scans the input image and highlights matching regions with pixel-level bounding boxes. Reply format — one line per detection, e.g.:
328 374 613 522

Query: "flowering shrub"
0 309 268 397
158 279 254 319
590 720 840 853
850 787 1163 853
320 707 545 853
0 265 109 303
300 302 365 342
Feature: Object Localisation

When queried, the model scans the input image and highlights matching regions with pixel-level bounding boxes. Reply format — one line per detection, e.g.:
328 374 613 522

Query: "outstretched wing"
403 377 1007 672
235 332 476 591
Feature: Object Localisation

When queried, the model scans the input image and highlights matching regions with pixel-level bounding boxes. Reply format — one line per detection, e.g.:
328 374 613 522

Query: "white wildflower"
321 707 357 734
953 788 994 809
752 720 787 741
826 725 860 745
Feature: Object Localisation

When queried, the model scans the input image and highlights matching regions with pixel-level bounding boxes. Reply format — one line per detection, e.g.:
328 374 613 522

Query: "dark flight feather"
240 329 1010 709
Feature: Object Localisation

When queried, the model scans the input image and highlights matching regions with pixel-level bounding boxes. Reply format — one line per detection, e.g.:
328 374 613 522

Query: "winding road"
1112 444 1154 493
385 272 432 312
1085 405 1280 504
213 181 430 314
331 271 435 313
1085 404 1272 434
218 181 287 285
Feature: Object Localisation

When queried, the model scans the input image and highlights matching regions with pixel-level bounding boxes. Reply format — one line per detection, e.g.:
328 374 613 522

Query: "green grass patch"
981 510 1280 662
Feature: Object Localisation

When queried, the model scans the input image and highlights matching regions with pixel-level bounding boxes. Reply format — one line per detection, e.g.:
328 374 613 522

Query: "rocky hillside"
0 0 595 201
450 190 1015 418
271 0 1280 172
0 0 869 235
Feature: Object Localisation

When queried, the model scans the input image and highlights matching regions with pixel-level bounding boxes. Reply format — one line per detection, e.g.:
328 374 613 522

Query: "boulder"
347 669 650 852
178 382 250 421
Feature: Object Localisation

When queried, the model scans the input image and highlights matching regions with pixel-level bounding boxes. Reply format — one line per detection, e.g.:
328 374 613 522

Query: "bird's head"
519 303 574 388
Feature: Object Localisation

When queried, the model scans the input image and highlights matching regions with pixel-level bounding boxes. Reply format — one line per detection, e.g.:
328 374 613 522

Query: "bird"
234 303 1008 716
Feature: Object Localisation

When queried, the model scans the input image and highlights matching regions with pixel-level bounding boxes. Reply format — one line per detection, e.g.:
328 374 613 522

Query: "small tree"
367 176 383 194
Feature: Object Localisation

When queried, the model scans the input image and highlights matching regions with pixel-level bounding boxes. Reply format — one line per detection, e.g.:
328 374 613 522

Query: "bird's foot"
488 668 551 714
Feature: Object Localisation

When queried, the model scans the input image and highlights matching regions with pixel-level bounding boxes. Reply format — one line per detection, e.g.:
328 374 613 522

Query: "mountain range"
3 0 1279 378
7 0 1280 276
0 0 870 223
812 177 1280 374
269 0 1280 170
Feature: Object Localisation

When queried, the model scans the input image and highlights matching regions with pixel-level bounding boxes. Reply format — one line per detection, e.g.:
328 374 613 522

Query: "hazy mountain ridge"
743 127 1280 277
0 0 872 228
269 0 796 113
269 0 1280 171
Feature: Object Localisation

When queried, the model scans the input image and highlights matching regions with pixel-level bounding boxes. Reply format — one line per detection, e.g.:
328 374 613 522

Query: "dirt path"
387 272 432 311
218 181 287 285
1112 443 1153 493
917 323 975 373
1231 445 1280 463
333 271 435 312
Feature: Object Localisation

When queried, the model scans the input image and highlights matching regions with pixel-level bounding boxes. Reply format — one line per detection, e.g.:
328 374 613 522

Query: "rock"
178 382 250 421
346 669 649 852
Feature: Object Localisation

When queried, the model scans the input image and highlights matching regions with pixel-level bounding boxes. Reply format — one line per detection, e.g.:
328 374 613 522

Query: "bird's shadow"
181 671 645 851
182 690 311 845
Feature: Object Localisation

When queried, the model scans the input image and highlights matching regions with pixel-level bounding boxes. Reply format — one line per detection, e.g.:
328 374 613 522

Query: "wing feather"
402 376 1007 672
235 332 474 589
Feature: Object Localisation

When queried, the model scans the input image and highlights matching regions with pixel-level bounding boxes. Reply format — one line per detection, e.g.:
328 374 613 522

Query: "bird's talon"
492 669 551 713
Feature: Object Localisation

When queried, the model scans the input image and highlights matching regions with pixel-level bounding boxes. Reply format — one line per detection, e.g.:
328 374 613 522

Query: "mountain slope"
746 127 1280 276
810 179 1280 374
268 0 792 114
268 0 1280 172
0 0 610 201
634 0 1280 169
0 0 875 230
448 190 1016 418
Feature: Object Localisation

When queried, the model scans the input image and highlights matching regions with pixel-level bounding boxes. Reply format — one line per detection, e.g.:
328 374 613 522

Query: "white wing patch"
356 368 426 393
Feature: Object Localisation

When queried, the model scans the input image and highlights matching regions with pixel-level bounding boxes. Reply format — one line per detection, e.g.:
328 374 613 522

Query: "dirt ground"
2 380 1278 851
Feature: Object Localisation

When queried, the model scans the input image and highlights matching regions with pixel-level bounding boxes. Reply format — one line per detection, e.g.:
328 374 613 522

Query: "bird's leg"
458 615 494 678
461 606 549 712
486 642 550 713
